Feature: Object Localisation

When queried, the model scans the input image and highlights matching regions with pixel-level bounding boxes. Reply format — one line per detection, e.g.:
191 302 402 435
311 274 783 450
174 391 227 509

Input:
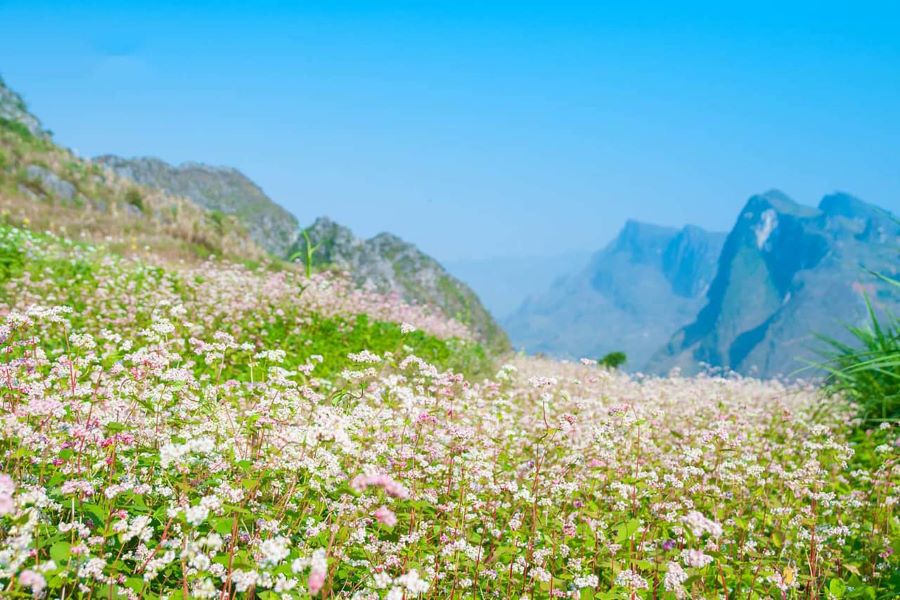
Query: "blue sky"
1 1 898 261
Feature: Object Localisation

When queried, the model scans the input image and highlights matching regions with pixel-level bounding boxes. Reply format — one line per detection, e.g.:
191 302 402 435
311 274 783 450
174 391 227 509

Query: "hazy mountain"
504 220 726 369
293 217 510 353
95 155 299 256
649 190 900 378
445 252 591 319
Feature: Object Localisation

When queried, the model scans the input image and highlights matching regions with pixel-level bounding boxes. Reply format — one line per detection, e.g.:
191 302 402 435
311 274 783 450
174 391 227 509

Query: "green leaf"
615 518 641 543
50 541 71 563
213 516 235 535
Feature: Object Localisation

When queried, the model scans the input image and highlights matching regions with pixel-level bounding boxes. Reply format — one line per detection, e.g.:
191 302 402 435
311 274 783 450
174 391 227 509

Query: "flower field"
0 225 896 599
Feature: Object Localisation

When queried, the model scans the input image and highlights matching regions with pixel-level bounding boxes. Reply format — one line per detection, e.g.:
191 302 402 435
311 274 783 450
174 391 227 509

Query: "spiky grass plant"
818 273 899 423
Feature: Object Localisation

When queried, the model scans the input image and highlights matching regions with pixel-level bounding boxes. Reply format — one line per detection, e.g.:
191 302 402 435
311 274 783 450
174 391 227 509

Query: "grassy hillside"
0 224 490 380
0 105 265 264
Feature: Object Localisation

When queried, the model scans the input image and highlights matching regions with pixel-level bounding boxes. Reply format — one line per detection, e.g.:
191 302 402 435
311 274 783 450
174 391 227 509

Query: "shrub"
598 350 627 369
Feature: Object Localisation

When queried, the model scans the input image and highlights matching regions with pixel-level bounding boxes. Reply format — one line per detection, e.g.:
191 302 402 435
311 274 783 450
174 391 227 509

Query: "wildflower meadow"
0 224 896 599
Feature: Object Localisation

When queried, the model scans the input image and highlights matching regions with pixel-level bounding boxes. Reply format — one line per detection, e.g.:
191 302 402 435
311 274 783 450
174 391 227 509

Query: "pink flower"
308 569 325 595
374 506 397 527
19 569 46 594
350 473 410 500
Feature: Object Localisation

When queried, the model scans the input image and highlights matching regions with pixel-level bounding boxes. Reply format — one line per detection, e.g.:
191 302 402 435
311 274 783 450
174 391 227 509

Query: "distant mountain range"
503 221 726 370
649 191 899 377
508 191 898 377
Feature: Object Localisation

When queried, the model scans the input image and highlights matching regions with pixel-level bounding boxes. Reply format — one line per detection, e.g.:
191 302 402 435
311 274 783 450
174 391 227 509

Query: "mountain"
95 156 299 256
503 220 726 369
445 251 591 319
649 190 900 378
0 77 264 262
293 217 511 353
0 75 47 138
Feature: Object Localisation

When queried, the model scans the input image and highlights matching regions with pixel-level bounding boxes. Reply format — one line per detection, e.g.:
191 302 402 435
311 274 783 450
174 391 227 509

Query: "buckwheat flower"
682 549 714 568
308 569 325 595
374 506 397 527
350 473 410 499
302 549 328 595
664 562 688 598
386 588 404 600
683 511 723 538
185 504 209 526
18 569 46 596
574 574 599 589
192 578 218 599
0 474 14 515
528 376 557 389
151 319 175 336
232 569 259 593
348 349 382 363
259 536 290 567
373 571 392 589
396 569 429 595
274 574 298 593
78 557 107 580
615 569 649 590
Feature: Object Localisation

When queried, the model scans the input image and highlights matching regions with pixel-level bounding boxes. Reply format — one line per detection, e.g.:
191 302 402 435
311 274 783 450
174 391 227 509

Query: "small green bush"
598 350 627 369
124 187 145 212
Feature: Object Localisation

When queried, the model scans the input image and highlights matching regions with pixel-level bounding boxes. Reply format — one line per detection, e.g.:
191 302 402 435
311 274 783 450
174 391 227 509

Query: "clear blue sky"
2 1 898 261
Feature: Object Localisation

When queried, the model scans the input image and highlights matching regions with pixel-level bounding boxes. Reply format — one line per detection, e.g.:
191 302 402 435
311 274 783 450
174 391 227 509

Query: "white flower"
259 536 290 567
185 504 209 526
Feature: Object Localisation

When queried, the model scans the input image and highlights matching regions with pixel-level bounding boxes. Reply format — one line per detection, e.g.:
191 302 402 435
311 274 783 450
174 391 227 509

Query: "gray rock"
24 165 76 201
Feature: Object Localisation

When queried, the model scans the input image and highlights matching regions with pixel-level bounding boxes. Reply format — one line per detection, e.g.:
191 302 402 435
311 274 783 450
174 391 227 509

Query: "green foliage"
598 351 627 370
818 275 899 423
0 230 26 283
248 312 491 381
0 116 34 141
123 187 145 213
289 228 321 278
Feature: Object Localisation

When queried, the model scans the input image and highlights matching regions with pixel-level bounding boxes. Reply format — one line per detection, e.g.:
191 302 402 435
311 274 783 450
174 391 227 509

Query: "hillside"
504 220 725 369
293 217 511 353
0 74 507 352
96 155 300 256
649 190 900 377
0 77 265 263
